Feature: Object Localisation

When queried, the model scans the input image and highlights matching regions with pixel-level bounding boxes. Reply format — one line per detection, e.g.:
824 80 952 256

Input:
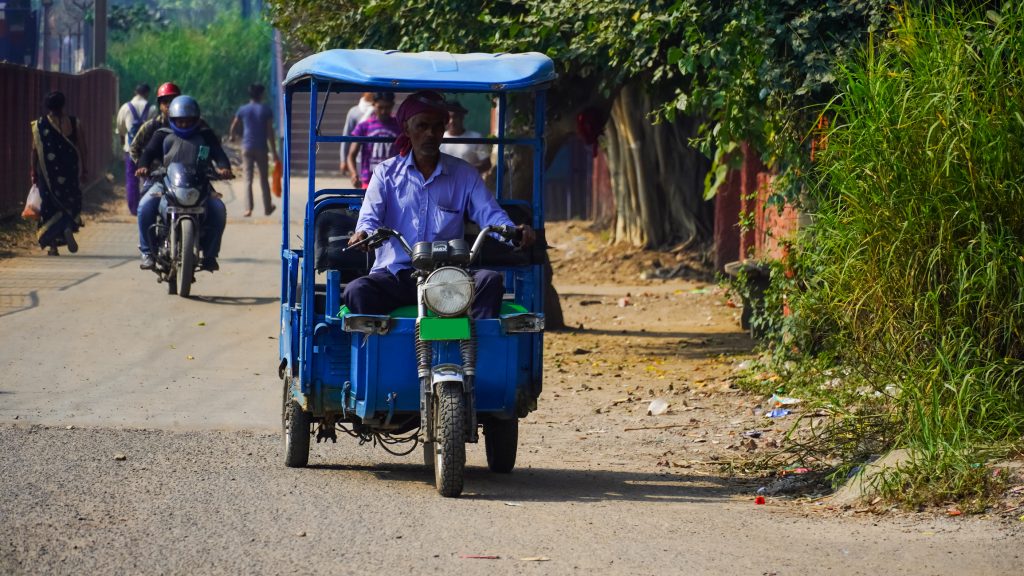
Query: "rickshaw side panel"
350 320 420 418
346 318 528 420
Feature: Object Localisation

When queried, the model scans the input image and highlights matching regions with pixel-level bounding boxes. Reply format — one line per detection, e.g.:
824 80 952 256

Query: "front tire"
282 377 310 467
178 219 196 298
484 418 519 473
434 382 466 497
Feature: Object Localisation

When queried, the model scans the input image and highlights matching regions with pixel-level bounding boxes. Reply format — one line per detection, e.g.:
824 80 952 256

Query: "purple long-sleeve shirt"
356 152 514 275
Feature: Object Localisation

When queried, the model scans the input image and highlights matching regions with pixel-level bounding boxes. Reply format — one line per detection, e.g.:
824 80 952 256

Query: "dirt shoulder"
542 222 767 478
0 175 126 260
542 221 1024 522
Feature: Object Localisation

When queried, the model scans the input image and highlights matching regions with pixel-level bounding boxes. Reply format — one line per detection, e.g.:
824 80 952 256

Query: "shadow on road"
190 295 279 306
308 461 756 503
553 327 753 360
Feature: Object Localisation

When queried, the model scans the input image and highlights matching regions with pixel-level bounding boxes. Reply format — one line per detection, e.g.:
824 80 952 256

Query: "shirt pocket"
432 204 463 239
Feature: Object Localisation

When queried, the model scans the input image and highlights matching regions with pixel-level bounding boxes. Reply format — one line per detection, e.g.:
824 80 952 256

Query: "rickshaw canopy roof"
284 49 556 91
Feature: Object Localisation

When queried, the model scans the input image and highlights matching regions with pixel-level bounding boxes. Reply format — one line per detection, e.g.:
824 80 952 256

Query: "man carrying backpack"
116 84 157 215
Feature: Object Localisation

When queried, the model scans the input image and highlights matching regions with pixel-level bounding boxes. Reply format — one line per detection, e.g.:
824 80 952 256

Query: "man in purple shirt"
344 90 536 319
346 92 399 189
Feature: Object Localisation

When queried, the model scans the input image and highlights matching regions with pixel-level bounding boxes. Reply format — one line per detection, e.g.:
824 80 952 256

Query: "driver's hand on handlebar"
517 224 536 249
348 229 369 251
135 166 149 178
216 167 234 179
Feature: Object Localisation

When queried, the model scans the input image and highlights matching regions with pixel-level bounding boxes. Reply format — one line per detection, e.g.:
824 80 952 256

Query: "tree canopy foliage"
108 10 274 131
266 0 889 198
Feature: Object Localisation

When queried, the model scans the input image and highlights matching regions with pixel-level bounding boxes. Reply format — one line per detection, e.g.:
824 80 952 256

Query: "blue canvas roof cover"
284 49 556 91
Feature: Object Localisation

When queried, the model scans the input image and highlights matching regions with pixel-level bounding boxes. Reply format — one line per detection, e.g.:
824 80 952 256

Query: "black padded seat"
314 208 374 281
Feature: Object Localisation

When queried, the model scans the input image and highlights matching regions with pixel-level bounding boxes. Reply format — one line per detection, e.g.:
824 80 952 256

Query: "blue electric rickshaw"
278 49 553 496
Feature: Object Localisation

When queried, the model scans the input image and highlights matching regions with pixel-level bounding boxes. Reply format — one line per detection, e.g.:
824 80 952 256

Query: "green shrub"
108 11 274 134
790 2 1024 505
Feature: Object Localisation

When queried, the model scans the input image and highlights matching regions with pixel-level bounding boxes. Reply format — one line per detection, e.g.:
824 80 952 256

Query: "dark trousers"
343 269 504 319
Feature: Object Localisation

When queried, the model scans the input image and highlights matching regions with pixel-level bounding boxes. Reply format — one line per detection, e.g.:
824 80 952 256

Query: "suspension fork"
461 319 478 443
416 278 434 443
416 322 433 443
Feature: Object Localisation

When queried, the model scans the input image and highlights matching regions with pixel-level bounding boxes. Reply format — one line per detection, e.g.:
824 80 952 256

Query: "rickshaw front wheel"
484 418 519 473
282 377 311 467
433 382 466 497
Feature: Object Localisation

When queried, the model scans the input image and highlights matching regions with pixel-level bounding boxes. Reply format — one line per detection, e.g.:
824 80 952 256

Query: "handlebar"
346 225 521 264
343 227 413 255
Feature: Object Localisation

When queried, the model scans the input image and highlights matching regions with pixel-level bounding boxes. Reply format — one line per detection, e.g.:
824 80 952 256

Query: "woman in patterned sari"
30 91 88 255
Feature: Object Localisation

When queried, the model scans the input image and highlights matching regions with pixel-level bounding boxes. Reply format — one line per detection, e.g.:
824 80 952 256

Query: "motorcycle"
145 162 219 298
354 225 530 494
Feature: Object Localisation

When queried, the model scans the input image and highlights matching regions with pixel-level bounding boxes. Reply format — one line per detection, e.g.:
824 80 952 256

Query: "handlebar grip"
497 225 522 242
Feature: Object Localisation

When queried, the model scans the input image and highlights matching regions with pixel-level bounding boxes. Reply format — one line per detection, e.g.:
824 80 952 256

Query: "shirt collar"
400 151 448 181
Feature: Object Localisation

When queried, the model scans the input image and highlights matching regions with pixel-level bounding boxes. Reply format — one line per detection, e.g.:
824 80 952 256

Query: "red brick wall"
716 142 801 269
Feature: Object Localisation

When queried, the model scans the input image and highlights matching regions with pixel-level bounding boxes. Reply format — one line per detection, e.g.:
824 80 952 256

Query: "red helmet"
157 82 181 99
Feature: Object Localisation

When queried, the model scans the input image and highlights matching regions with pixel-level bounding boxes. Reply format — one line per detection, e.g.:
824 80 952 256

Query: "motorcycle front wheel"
178 219 196 298
433 382 466 497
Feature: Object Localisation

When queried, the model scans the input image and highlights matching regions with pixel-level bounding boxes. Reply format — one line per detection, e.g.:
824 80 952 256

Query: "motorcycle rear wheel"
178 219 196 298
166 268 177 295
433 382 466 497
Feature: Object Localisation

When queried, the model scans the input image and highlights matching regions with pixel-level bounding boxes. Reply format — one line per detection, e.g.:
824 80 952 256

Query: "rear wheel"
282 377 310 467
484 418 519 473
166 268 177 295
178 219 196 298
433 382 466 497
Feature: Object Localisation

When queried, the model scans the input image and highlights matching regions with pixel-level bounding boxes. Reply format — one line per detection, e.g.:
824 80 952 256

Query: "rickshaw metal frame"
279 50 553 423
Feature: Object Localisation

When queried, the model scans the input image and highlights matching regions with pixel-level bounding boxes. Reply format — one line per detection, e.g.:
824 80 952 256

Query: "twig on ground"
624 424 689 432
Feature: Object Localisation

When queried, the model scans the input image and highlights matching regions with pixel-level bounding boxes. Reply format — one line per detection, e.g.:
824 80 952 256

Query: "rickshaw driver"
344 90 536 319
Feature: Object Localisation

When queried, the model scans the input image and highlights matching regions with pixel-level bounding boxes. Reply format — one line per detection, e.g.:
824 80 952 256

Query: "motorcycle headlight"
422 267 474 317
173 186 201 206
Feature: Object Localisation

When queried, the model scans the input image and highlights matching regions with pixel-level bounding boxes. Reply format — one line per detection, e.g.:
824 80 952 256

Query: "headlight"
173 186 201 206
422 267 474 317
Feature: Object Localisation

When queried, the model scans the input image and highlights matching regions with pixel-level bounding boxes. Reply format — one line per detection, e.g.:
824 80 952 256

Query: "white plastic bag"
21 184 41 220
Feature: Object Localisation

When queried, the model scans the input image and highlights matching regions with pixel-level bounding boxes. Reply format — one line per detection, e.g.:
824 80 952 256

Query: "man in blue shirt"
344 90 536 319
229 83 278 217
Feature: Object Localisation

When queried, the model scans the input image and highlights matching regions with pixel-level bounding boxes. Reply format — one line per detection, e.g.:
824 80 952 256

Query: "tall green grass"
108 11 274 133
793 3 1024 505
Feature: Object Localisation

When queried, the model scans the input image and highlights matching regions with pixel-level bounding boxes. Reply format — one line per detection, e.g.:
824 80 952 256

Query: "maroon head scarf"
394 90 457 157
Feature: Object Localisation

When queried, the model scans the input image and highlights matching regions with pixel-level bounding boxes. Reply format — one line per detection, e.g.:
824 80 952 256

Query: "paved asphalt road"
0 178 1020 575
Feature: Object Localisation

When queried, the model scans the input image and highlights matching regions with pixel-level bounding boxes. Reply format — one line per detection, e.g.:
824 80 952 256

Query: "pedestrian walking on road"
115 84 157 215
30 91 87 256
229 83 279 217
340 92 374 176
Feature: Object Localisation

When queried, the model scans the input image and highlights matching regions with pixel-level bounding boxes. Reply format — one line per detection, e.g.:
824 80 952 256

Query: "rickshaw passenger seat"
314 207 374 282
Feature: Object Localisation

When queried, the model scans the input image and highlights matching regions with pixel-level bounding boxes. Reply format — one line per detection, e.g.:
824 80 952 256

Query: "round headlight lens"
423 267 474 317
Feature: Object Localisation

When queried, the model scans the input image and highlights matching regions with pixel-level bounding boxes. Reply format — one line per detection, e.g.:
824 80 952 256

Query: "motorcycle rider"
129 82 185 165
135 95 232 271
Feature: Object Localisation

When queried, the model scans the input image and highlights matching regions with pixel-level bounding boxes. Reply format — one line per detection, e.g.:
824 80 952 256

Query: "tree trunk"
605 83 713 248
